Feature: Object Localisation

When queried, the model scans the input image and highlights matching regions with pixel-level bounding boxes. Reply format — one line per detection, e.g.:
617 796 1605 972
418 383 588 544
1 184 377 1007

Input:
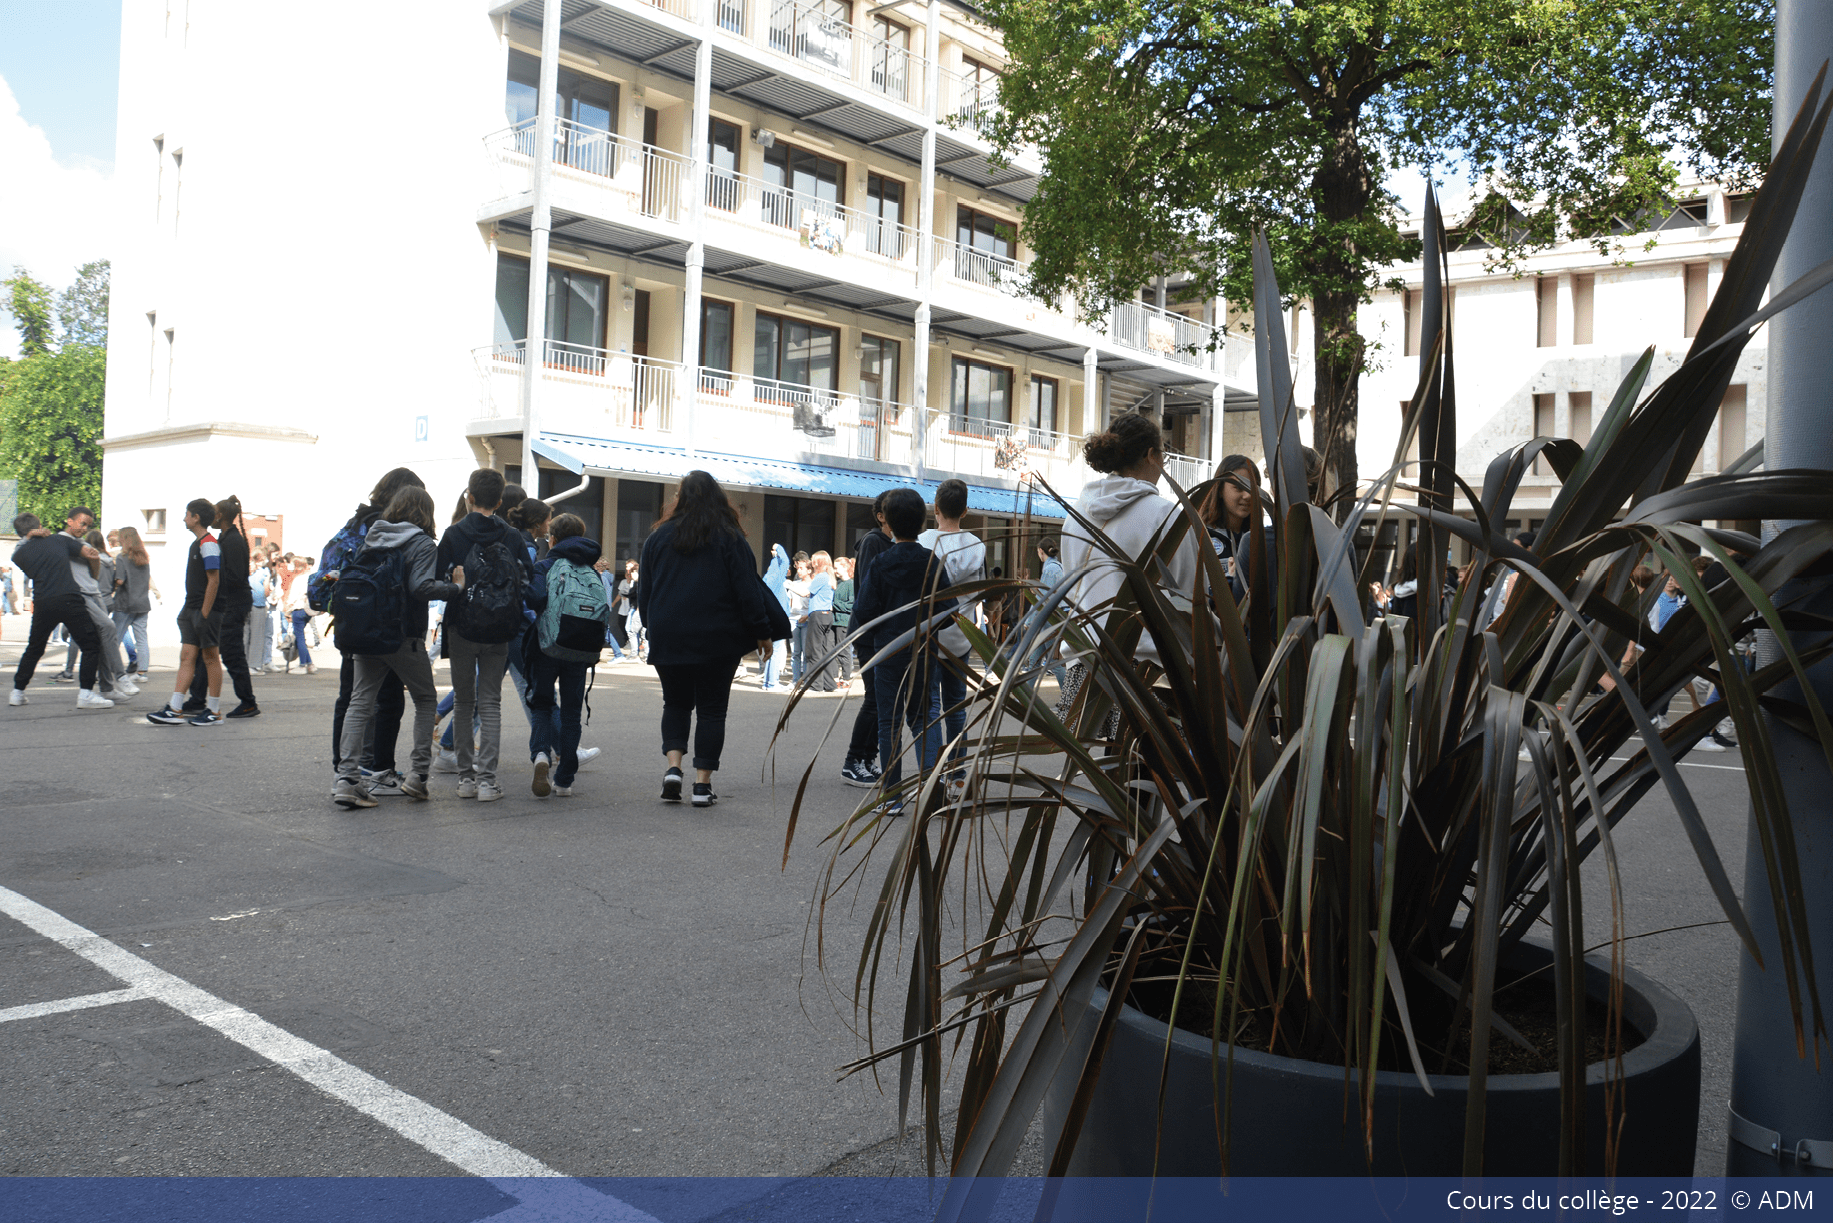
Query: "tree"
3 267 56 358
56 260 111 349
0 261 110 524
976 0 1773 506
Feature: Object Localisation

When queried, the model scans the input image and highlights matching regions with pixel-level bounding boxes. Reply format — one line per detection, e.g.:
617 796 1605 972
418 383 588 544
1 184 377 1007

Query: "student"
786 552 812 684
333 487 458 808
804 551 838 692
849 487 953 813
916 479 986 771
7 511 111 709
62 526 135 700
437 467 534 802
185 496 259 718
839 491 895 785
638 471 787 808
1020 537 1069 691
831 557 856 688
112 526 157 682
147 499 229 726
524 513 611 797
247 552 274 673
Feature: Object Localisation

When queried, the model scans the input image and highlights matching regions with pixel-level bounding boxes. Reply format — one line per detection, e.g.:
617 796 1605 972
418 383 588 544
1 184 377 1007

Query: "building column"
1152 273 1167 420
519 2 563 483
1556 271 1575 348
911 0 940 483
1081 347 1097 438
678 4 714 459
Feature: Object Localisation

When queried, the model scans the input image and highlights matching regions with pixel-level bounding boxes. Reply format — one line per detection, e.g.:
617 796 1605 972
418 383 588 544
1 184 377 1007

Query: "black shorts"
177 606 224 649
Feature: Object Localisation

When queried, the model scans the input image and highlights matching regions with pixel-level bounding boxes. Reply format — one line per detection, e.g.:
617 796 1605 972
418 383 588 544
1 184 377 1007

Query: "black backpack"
453 539 526 644
333 543 408 656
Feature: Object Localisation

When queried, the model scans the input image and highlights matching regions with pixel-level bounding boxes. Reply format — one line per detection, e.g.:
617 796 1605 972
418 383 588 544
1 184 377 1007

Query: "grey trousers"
67 594 125 689
245 606 272 669
337 641 439 782
445 631 508 785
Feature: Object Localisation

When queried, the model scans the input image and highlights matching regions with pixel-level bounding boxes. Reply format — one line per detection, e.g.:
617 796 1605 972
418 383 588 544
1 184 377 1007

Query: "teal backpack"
538 558 612 663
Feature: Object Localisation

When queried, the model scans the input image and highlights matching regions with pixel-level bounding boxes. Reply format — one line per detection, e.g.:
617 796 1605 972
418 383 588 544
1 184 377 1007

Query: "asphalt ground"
0 617 1769 1182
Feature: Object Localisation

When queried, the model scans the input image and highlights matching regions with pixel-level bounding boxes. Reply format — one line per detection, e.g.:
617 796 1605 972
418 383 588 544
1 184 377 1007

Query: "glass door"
762 143 844 231
865 174 905 258
858 335 899 459
870 16 909 99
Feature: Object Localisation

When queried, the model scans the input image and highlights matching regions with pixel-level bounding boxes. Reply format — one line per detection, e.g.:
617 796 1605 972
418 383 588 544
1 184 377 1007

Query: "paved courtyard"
0 623 1763 1183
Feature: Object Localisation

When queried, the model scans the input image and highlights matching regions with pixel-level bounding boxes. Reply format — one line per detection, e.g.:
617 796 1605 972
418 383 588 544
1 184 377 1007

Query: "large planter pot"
1039 941 1700 1176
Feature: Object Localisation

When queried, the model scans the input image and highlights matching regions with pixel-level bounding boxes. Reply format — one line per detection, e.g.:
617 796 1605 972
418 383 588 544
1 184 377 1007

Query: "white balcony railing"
706 0 926 108
927 414 1087 489
1163 450 1208 489
939 67 999 135
485 119 689 223
706 169 922 262
475 341 680 434
694 370 917 462
935 237 1024 292
1107 300 1222 370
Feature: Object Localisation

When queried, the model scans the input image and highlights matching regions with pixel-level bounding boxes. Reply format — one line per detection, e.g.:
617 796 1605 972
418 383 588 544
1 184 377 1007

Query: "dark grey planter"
1039 941 1700 1176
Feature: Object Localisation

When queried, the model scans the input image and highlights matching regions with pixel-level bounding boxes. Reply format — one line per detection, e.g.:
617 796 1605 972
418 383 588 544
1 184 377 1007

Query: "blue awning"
535 432 1068 520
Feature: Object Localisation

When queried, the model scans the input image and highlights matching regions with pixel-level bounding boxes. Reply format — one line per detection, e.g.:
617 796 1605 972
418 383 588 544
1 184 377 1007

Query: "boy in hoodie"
436 468 535 802
333 487 463 809
522 513 606 797
916 479 986 772
849 487 953 811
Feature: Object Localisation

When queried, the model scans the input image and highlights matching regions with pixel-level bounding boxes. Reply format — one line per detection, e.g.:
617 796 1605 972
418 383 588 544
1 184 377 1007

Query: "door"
870 17 909 99
632 290 651 356
865 174 904 258
640 107 664 216
558 74 618 175
763 143 844 230
858 335 899 459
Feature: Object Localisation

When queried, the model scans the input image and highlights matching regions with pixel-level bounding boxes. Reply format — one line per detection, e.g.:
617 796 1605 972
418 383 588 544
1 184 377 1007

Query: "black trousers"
656 656 743 772
805 611 839 692
845 644 879 763
15 594 102 689
189 601 257 706
332 651 406 772
609 611 629 649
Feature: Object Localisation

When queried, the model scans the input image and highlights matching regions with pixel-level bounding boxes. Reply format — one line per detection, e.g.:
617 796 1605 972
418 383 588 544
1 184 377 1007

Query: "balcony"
715 0 929 111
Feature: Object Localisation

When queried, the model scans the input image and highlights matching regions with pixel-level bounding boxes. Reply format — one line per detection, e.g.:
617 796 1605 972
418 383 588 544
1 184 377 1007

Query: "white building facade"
101 0 1255 614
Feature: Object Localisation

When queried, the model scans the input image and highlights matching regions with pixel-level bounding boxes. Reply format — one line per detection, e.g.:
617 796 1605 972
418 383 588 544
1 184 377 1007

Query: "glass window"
951 356 1011 434
701 299 734 372
762 143 844 229
957 207 1014 258
1029 375 1057 434
754 312 839 390
871 16 910 99
708 119 741 211
506 51 540 127
765 494 837 560
865 174 905 257
494 254 531 347
494 254 607 353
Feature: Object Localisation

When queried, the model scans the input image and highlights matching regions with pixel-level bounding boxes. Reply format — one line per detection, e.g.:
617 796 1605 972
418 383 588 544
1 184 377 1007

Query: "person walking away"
283 560 314 673
832 557 856 688
623 561 647 661
761 545 790 690
247 554 274 673
839 492 894 785
331 487 458 808
916 479 986 775
849 488 952 814
7 512 111 709
185 496 259 717
147 499 230 726
639 471 787 808
525 513 611 797
438 468 534 802
1021 538 1071 691
804 551 839 692
610 558 635 653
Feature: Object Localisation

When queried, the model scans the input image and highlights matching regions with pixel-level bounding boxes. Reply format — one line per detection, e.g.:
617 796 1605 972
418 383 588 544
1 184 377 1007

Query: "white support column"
1555 271 1575 348
911 0 940 483
1152 273 1167 420
1081 347 1097 438
679 7 714 459
519 2 563 485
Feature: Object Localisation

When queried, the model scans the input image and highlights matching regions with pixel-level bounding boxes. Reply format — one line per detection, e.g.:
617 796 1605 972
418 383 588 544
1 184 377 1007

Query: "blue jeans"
505 633 560 763
291 609 313 666
603 625 623 660
761 638 786 689
792 620 809 684
875 650 943 792
933 651 968 775
527 652 588 784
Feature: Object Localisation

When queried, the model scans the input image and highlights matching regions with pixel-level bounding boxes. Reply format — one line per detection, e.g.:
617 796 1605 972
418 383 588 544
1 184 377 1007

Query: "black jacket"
637 521 783 666
849 540 954 660
850 527 893 650
438 511 535 583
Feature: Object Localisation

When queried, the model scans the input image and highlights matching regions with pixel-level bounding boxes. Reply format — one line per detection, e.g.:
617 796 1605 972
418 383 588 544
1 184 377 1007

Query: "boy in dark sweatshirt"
848 487 955 808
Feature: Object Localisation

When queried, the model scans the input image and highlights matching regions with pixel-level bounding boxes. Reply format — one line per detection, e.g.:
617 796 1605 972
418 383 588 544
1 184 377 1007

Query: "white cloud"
0 74 117 359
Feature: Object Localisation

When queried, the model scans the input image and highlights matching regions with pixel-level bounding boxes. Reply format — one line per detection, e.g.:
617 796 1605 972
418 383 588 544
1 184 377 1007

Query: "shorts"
177 606 224 649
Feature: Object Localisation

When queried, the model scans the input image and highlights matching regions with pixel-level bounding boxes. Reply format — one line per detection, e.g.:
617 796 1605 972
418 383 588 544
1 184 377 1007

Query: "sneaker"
305 663 317 675
841 759 878 788
881 798 906 818
51 671 75 684
332 778 377 809
691 782 717 807
7 689 25 707
401 773 430 800
146 705 186 725
77 689 115 710
661 767 684 803
188 709 222 727
112 677 141 698
552 784 573 797
476 781 504 802
432 750 462 774
226 701 260 719
532 753 552 797
1693 735 1728 753
368 770 406 796
456 778 479 799
574 746 601 769
135 672 149 683
1710 729 1738 749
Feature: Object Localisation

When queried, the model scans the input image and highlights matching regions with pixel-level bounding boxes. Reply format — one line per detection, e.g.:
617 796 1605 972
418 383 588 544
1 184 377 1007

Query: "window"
1717 384 1748 473
770 0 851 68
493 253 609 355
1572 274 1595 345
858 334 899 460
754 312 839 393
764 494 836 560
957 55 999 126
955 206 1015 285
1029 375 1058 434
1684 264 1709 338
762 142 844 229
1727 193 1756 224
864 173 906 258
615 479 664 568
1656 197 1710 231
951 356 1012 434
505 52 619 174
870 16 910 99
1569 391 1593 449
701 299 734 373
144 508 167 535
1536 277 1557 348
1532 393 1556 475
707 119 741 210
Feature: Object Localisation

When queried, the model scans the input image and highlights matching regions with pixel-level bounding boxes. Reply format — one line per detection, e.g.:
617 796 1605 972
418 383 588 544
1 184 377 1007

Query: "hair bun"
1082 412 1160 474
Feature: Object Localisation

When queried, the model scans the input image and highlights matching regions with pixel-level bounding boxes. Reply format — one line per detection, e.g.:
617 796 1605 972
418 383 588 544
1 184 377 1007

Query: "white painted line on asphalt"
0 884 660 1222
1608 754 1746 773
0 986 147 1024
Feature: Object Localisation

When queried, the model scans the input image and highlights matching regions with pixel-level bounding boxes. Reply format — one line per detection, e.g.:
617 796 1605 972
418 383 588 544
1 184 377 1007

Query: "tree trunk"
1308 117 1377 520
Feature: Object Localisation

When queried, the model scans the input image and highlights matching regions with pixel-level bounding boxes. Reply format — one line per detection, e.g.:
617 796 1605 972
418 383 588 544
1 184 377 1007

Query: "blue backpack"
332 541 408 656
538 558 612 662
308 518 368 613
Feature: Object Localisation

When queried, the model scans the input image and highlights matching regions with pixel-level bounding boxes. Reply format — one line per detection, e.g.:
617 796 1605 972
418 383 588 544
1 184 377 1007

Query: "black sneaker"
1710 730 1738 749
227 701 261 719
146 705 186 725
188 709 223 727
692 782 717 807
841 759 878 788
660 767 684 803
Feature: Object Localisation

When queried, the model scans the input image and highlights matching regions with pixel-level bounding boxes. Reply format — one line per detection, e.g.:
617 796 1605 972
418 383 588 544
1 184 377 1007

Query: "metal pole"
912 0 939 484
519 1 562 486
679 4 713 460
1725 0 1833 1176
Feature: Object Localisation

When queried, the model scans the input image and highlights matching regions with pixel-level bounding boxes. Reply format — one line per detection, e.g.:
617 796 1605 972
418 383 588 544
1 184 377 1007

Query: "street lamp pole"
1724 0 1833 1176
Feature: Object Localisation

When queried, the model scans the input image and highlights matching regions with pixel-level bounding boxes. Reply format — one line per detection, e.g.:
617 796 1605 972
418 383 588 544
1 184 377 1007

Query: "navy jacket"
849 540 954 662
637 521 783 666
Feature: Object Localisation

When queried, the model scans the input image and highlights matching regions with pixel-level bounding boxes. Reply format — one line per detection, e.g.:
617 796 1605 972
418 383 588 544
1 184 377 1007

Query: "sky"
0 0 122 360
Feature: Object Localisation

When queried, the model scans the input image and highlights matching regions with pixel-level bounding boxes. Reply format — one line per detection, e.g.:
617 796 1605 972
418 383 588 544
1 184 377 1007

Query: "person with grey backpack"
523 513 611 798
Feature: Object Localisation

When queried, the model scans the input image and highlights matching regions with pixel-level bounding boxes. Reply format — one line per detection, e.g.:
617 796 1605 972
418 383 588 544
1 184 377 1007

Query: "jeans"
656 656 743 770
115 610 150 671
291 609 314 667
191 602 256 706
934 650 968 774
14 594 102 690
527 652 588 784
245 606 272 670
761 638 787 689
505 629 560 763
845 652 879 763
333 650 405 773
874 650 943 791
602 626 623 660
792 620 809 684
446 631 508 784
337 641 439 782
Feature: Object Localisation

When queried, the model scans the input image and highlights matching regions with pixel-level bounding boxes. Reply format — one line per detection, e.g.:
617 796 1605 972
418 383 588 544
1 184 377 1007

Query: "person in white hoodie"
916 478 987 771
1057 412 1202 714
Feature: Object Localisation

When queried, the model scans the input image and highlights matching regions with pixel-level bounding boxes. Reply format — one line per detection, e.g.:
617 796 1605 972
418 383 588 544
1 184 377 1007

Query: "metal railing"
935 237 1024 291
695 369 917 462
703 168 921 261
939 67 999 134
706 0 925 107
927 413 1085 486
473 341 680 433
1107 300 1221 370
1163 450 1208 489
485 119 689 222
638 0 698 20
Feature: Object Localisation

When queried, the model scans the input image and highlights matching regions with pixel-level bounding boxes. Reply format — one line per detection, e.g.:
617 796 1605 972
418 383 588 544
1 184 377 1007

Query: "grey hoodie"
1059 474 1200 665
359 519 462 640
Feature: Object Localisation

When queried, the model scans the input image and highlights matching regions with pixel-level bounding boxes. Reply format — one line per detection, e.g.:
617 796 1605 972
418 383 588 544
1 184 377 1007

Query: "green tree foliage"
976 0 1773 503
1 262 110 525
3 266 57 358
56 260 111 349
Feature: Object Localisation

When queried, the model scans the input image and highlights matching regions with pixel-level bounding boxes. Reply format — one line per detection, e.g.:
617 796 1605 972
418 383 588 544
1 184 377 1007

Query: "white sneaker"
552 784 573 797
77 689 115 710
113 677 141 698
456 778 479 799
532 753 552 798
7 689 26 706
1693 736 1728 752
574 746 601 769
476 781 504 802
432 750 461 774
